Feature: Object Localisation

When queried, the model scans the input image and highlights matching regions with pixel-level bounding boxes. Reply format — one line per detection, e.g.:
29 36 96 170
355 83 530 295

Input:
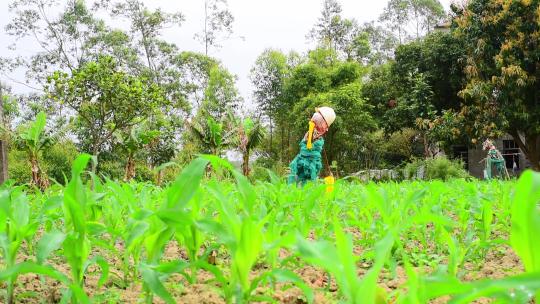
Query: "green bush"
98 160 124 180
8 148 31 185
404 156 469 181
42 141 79 184
8 141 78 185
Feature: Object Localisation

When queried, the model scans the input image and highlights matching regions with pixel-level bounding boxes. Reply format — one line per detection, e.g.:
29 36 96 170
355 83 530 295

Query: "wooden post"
0 83 8 184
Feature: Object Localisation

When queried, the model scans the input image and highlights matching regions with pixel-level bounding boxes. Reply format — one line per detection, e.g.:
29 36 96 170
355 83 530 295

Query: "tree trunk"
155 170 164 186
510 131 540 171
242 151 250 176
423 132 431 158
269 116 273 156
124 155 136 181
30 156 49 190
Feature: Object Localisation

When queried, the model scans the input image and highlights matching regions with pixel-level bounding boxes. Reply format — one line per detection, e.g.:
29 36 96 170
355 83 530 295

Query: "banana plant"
114 123 160 181
4 112 54 190
237 118 265 176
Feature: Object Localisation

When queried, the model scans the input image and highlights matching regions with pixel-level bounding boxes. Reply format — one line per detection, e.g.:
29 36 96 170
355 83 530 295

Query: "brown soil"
2 239 524 304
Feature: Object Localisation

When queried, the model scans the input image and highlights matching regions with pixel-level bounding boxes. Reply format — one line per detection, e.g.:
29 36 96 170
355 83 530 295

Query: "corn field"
1 154 539 304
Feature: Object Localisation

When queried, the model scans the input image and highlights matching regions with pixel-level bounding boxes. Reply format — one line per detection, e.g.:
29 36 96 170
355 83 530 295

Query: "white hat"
316 107 336 127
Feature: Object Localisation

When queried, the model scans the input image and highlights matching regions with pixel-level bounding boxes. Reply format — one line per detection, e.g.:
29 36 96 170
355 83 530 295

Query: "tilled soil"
2 240 523 304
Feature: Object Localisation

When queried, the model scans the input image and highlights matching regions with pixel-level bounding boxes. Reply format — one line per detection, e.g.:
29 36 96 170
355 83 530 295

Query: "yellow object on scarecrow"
288 106 336 186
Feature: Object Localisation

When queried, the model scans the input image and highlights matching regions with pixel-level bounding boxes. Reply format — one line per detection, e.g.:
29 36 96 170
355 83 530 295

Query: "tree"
96 0 190 114
46 56 166 158
379 0 410 43
250 49 290 152
237 118 265 176
201 64 241 120
391 32 466 113
408 0 445 38
454 0 540 170
194 0 235 55
379 0 445 43
307 0 344 50
308 0 370 62
4 0 102 83
361 22 399 64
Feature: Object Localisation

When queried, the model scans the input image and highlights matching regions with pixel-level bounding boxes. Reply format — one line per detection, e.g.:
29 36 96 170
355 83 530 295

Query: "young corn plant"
0 188 39 304
296 219 394 304
61 154 109 303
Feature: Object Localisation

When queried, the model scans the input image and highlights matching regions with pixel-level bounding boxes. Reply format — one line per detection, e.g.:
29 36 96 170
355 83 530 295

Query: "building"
452 135 531 178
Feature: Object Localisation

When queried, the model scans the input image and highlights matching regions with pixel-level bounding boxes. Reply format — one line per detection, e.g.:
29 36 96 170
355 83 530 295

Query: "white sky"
0 0 452 105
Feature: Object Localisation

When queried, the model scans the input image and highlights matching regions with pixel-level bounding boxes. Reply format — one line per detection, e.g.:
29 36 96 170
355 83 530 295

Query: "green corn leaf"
510 170 540 272
0 189 10 228
83 255 109 288
69 283 91 304
195 219 236 250
296 236 340 275
482 200 493 241
140 263 175 304
271 269 314 304
126 221 150 249
165 157 209 209
155 209 193 228
0 261 69 284
232 171 257 213
64 154 93 235
86 221 107 236
358 233 394 304
11 194 29 228
144 227 174 263
448 272 540 303
41 195 63 214
36 230 65 264
153 260 190 274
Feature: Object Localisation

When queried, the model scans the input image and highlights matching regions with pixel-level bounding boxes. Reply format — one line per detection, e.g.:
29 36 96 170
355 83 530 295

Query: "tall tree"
4 0 101 83
454 0 540 170
201 64 241 120
308 0 344 51
379 0 445 42
250 49 290 153
194 0 235 56
308 0 370 62
46 56 166 158
379 0 410 43
361 22 399 64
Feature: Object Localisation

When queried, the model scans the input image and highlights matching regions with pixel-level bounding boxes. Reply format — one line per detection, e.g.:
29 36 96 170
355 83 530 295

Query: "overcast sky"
0 0 452 106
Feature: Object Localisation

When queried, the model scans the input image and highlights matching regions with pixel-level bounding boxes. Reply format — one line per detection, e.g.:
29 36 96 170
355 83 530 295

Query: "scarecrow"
288 107 336 185
482 139 509 179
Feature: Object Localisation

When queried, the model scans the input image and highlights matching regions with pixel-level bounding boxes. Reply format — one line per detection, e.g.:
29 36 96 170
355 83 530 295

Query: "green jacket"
288 138 324 185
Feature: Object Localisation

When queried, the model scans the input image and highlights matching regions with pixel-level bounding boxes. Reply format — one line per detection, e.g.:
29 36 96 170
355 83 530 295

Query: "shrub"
404 156 469 181
42 141 79 184
8 141 79 185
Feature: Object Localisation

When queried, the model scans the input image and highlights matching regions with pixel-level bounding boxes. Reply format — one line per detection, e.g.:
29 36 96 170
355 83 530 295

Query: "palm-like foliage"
11 112 54 189
189 115 237 156
115 123 160 181
238 118 265 176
